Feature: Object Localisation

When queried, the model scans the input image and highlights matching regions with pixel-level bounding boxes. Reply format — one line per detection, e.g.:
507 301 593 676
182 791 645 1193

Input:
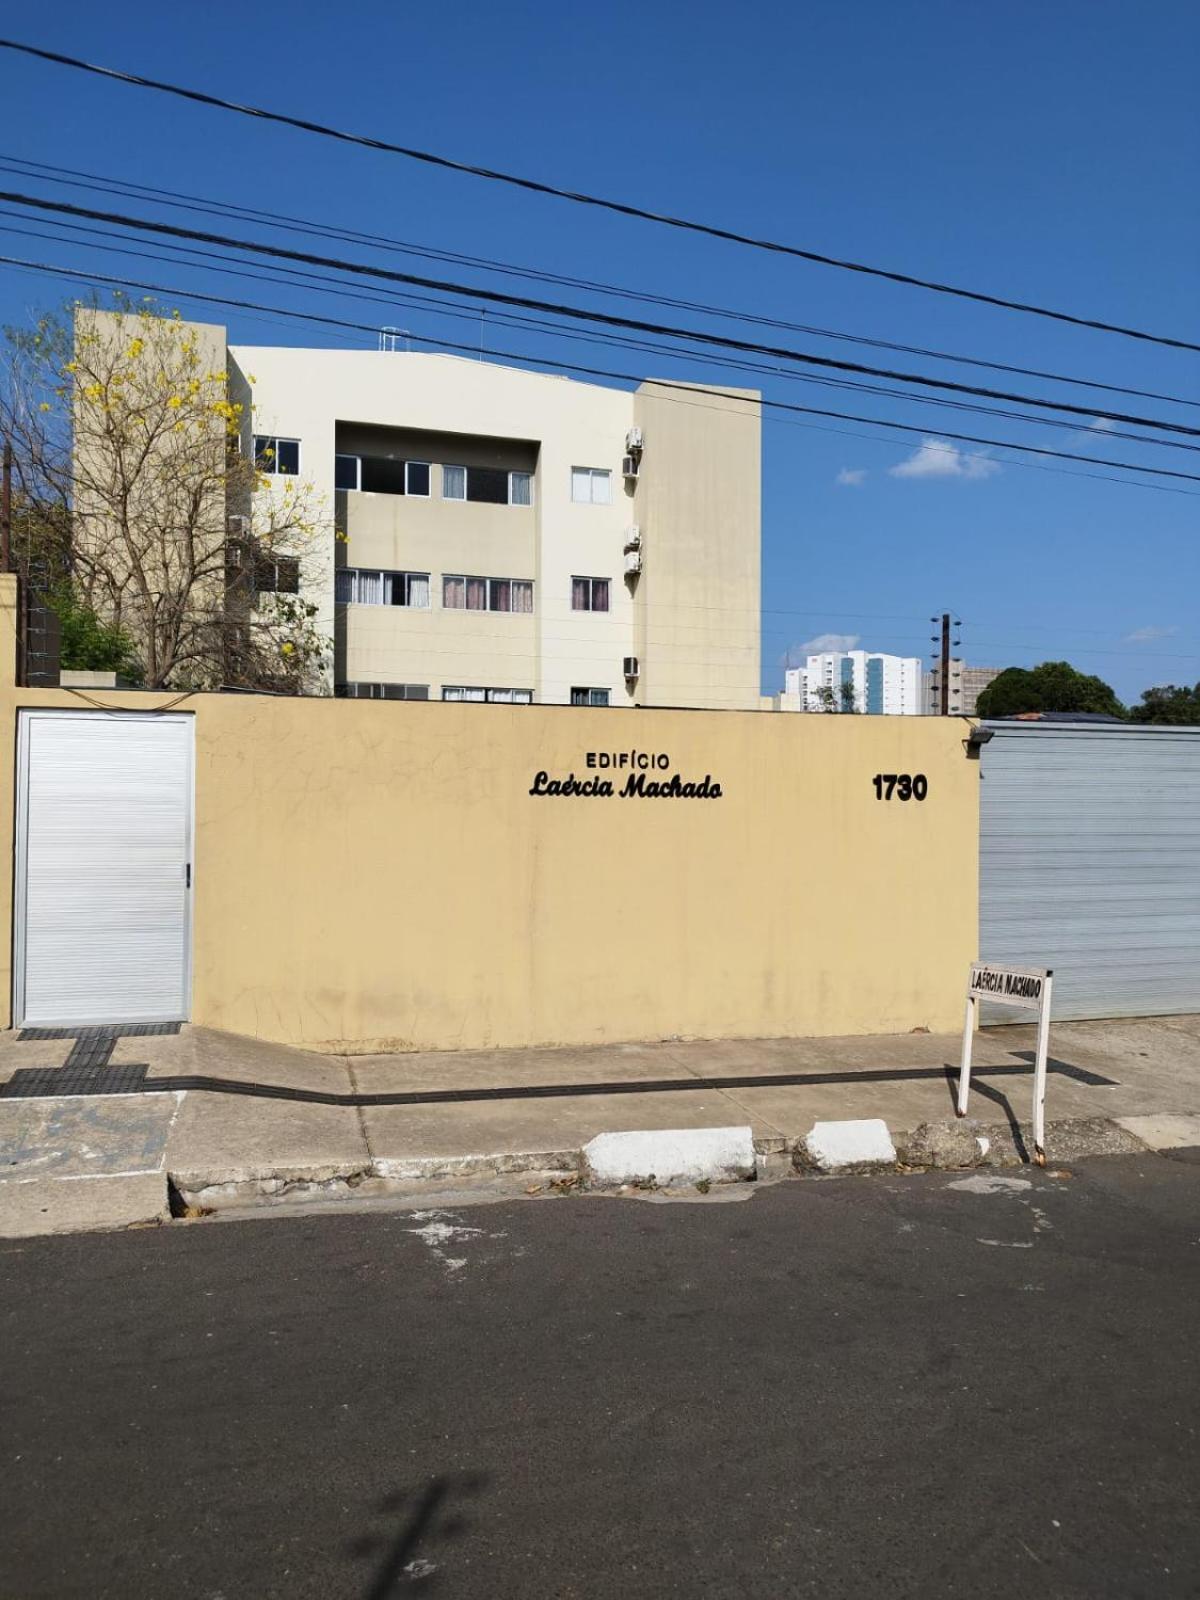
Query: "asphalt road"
2 1154 1198 1600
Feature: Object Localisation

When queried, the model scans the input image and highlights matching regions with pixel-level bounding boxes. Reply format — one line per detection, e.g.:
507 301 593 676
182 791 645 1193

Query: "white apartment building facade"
230 338 762 709
785 650 923 715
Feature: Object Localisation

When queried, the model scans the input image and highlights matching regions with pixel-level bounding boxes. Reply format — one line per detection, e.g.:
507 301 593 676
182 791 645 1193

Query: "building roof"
987 711 1128 724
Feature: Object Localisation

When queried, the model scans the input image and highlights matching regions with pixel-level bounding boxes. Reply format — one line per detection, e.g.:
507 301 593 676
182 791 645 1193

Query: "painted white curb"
804 1118 896 1172
583 1126 756 1188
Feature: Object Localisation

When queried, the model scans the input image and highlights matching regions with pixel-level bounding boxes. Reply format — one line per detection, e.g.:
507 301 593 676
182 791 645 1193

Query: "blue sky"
0 0 1196 703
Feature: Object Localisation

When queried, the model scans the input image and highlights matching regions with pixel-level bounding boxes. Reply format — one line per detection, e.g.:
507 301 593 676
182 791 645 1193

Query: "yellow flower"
166 396 182 410
63 361 78 374
83 383 103 401
38 401 51 412
281 642 295 656
127 338 145 359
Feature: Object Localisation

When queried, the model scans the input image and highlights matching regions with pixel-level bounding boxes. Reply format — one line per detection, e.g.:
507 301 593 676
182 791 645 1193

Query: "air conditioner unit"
624 524 641 549
621 454 639 479
624 548 643 576
623 656 639 679
625 426 644 453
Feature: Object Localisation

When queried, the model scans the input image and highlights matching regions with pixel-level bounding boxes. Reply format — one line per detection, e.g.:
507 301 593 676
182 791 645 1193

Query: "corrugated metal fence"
979 723 1200 1021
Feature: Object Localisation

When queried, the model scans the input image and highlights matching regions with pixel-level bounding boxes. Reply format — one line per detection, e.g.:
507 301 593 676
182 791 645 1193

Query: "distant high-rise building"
922 660 1002 715
784 650 922 714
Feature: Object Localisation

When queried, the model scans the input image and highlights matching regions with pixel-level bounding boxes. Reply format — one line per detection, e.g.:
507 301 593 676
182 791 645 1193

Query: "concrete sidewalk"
2 1014 1199 1233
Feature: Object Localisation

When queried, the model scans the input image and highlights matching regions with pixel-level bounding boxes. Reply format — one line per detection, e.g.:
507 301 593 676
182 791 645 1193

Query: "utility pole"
1 436 11 572
929 612 962 714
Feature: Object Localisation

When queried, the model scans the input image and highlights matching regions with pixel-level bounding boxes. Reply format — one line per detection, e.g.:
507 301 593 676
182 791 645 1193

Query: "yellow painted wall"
0 578 979 1052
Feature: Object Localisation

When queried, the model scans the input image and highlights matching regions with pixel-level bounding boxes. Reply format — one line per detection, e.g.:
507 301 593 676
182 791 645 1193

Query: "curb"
163 1113 1177 1217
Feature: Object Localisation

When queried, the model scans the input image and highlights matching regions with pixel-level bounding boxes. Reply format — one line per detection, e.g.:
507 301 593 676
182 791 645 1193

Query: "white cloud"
797 632 861 656
835 467 867 487
1123 624 1178 644
888 437 1001 481
1089 416 1117 431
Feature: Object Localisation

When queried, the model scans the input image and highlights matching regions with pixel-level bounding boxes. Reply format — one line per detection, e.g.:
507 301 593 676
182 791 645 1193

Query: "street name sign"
957 962 1055 1164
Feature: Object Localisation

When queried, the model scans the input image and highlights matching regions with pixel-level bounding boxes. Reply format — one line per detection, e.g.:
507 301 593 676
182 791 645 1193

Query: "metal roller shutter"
979 723 1200 1021
15 710 194 1027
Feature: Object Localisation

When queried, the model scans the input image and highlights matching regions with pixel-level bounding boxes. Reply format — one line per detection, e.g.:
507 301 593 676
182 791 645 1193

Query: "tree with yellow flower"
0 294 333 692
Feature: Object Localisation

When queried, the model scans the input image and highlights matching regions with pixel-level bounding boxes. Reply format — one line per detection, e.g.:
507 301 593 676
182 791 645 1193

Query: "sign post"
957 962 1055 1165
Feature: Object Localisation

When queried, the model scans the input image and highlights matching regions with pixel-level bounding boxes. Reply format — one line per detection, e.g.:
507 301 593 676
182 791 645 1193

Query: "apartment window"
571 688 610 707
571 576 610 613
227 539 299 596
442 575 534 613
334 454 361 491
254 436 300 475
443 686 533 704
357 456 431 496
254 553 300 595
571 466 611 504
335 568 431 607
509 471 533 506
442 465 532 505
337 682 430 700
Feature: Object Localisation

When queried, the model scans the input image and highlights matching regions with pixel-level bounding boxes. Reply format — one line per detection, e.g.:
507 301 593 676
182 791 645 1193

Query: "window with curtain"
509 471 533 506
443 464 466 500
336 568 430 607
443 575 534 612
445 687 533 703
571 688 611 706
571 576 610 612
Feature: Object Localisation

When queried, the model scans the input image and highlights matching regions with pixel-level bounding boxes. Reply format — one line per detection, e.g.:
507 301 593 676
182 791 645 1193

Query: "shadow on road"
348 1472 487 1597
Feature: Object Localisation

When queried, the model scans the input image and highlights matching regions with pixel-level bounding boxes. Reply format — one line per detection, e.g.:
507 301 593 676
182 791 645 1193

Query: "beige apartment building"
922 661 1002 715
229 336 762 708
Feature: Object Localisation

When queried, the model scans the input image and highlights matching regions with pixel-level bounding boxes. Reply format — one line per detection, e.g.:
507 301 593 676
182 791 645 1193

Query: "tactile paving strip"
17 1023 181 1040
1 1064 150 1098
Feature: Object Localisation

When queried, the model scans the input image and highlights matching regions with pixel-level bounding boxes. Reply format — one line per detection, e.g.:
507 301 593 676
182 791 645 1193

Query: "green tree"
1 295 333 693
50 585 142 677
975 661 1126 719
1129 683 1200 725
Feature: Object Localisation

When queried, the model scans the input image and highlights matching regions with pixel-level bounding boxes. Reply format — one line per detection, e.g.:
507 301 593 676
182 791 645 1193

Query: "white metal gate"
15 710 194 1027
979 722 1200 1021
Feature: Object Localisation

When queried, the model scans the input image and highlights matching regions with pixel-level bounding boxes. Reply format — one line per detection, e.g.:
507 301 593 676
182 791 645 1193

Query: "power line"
4 189 1198 443
8 210 1194 456
4 250 1199 491
5 152 1197 414
2 36 1197 353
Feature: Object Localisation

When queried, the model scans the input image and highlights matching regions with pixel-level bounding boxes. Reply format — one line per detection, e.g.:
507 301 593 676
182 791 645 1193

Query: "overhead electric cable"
2 188 1197 440
4 251 1198 491
3 152 1195 411
6 211 1192 453
2 37 1197 352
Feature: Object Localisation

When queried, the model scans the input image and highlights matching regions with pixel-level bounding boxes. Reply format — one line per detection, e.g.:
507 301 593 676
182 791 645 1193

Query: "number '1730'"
872 773 928 801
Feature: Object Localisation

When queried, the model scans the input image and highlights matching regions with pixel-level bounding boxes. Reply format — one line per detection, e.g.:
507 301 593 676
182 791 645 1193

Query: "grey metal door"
979 723 1200 1021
